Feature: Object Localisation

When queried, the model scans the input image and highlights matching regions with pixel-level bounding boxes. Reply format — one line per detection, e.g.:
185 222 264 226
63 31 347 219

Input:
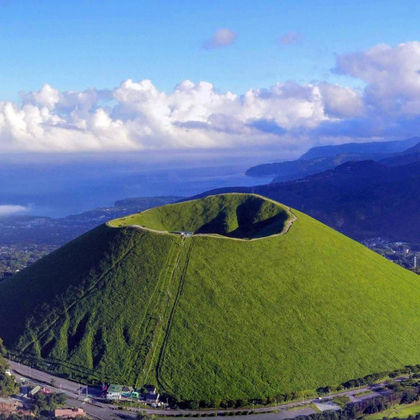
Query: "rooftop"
107 384 124 393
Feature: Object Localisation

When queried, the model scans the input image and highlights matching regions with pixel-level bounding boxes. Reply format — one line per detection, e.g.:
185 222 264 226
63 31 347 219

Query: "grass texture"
0 193 419 403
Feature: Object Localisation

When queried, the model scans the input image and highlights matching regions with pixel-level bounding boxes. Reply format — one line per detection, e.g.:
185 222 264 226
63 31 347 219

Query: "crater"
110 193 293 240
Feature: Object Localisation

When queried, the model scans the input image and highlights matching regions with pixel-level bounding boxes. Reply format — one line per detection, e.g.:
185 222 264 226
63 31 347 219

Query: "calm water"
1 162 271 217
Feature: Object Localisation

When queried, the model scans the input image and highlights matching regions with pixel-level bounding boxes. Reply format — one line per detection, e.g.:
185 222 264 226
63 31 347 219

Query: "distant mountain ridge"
195 160 420 244
246 137 420 182
380 142 420 167
299 137 420 160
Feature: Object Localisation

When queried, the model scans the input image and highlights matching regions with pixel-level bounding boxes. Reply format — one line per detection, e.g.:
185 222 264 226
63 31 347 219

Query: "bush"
32 392 67 415
401 389 419 404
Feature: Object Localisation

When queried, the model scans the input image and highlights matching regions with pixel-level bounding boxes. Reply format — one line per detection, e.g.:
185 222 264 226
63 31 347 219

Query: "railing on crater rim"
172 231 193 237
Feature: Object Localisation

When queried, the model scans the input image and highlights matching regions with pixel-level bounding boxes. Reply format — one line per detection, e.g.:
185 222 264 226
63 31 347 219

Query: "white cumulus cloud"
203 28 237 49
0 79 342 153
335 41 420 115
0 41 420 155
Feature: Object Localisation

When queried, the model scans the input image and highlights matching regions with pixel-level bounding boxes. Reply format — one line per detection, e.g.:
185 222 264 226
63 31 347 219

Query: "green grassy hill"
0 193 419 404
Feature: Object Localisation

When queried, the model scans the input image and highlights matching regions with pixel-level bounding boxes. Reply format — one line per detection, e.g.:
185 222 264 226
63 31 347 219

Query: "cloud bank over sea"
2 42 420 157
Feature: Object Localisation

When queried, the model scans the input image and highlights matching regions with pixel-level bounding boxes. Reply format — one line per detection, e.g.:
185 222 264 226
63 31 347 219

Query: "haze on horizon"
1 0 420 216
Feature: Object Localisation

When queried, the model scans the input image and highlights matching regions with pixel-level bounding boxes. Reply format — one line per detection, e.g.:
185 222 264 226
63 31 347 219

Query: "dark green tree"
0 337 5 356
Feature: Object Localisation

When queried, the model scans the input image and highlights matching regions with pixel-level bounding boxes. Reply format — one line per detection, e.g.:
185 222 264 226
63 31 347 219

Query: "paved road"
7 359 135 419
205 408 318 420
7 359 83 395
6 358 402 420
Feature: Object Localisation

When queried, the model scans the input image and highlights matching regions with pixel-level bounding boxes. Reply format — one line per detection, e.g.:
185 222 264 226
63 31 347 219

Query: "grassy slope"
367 401 420 419
0 224 181 383
159 210 420 401
0 194 419 402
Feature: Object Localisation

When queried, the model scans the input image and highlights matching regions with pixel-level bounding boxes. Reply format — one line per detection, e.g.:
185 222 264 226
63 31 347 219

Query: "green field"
367 401 420 419
0 193 419 403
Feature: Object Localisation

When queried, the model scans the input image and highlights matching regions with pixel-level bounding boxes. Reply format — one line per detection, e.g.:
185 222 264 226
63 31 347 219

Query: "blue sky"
1 0 419 99
1 0 420 157
2 0 420 215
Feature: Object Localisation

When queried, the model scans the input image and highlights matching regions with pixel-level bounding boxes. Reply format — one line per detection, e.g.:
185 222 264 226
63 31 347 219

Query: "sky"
1 0 420 158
